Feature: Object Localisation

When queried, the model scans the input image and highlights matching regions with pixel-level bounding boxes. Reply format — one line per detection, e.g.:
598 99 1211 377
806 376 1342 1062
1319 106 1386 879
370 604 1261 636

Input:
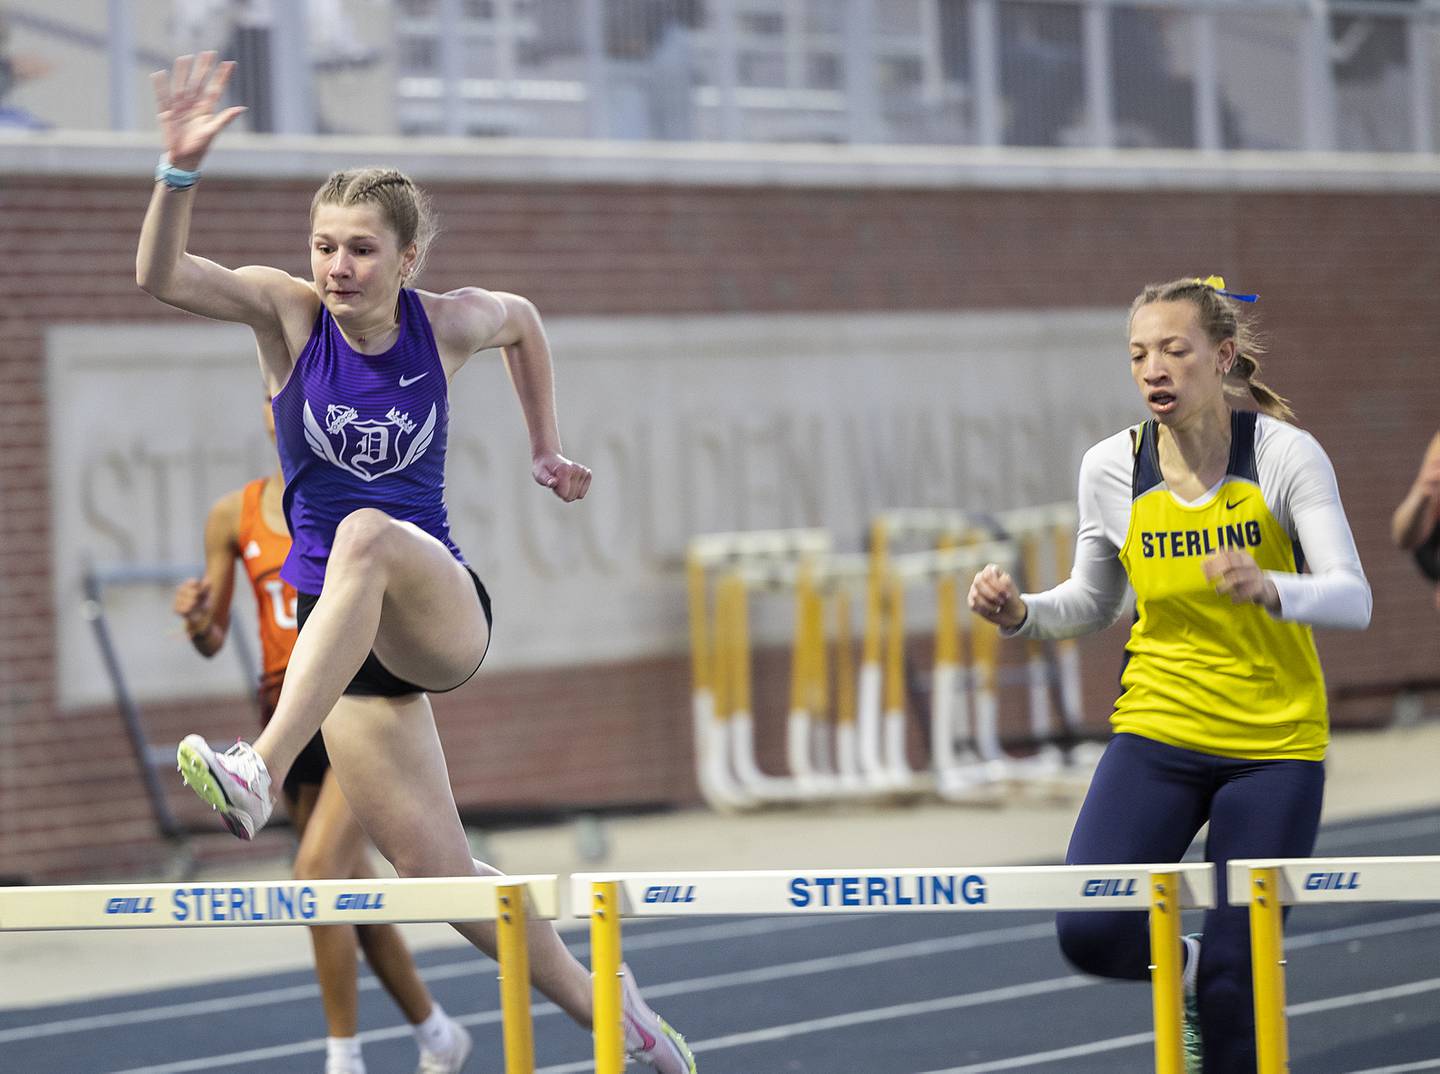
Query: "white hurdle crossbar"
578 863 1215 1074
1227 854 1440 1074
0 875 559 1074
0 874 558 929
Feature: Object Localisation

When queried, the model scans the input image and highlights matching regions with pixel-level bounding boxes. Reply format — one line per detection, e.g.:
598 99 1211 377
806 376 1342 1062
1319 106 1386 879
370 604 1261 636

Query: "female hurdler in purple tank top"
273 287 464 595
139 52 697 1074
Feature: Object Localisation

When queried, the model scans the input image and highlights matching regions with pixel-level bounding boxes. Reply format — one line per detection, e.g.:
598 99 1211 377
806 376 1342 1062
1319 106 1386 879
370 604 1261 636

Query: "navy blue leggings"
1056 733 1324 1074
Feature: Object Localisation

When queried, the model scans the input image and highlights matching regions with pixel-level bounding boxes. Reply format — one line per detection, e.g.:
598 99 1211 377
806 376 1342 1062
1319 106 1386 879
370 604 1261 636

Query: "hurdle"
687 528 835 809
577 863 1216 1074
865 505 1093 797
992 504 1098 778
699 543 978 805
0 874 559 1074
731 551 875 799
1228 854 1440 1074
884 539 1021 799
863 510 1013 793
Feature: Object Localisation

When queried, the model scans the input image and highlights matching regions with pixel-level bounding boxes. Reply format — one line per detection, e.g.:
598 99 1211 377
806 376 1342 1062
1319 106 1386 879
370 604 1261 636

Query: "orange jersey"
237 477 298 692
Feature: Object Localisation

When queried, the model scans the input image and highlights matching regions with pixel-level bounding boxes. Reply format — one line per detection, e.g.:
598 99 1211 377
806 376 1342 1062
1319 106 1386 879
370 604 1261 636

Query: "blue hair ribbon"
1195 275 1258 303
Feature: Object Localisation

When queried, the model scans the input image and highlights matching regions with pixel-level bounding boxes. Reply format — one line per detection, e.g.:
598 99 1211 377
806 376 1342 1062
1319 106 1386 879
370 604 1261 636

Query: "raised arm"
1392 432 1440 551
136 54 306 329
432 287 593 502
173 489 243 658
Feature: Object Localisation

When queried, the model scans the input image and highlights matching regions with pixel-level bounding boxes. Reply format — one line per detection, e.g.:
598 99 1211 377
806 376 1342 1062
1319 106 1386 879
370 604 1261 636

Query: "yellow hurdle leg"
592 880 626 1074
1250 867 1290 1074
1149 871 1185 1074
496 883 535 1074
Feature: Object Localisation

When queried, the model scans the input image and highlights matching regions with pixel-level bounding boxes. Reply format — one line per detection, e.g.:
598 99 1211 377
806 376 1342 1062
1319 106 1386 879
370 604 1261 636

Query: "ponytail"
1226 350 1294 423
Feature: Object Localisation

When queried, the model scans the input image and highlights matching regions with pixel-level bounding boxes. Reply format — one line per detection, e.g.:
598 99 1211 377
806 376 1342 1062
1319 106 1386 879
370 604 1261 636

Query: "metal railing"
393 0 1440 150
21 0 1440 151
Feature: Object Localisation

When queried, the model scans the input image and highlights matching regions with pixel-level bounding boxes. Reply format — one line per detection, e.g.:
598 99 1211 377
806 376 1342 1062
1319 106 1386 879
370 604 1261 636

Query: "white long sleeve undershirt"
1013 415 1372 640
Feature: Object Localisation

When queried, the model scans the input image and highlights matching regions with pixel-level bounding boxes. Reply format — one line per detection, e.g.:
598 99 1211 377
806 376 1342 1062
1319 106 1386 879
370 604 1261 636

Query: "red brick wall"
2 175 1436 881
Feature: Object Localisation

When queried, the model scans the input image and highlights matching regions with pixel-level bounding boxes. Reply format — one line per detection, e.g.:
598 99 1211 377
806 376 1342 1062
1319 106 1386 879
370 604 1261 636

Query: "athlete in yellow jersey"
173 399 472 1074
969 276 1371 1074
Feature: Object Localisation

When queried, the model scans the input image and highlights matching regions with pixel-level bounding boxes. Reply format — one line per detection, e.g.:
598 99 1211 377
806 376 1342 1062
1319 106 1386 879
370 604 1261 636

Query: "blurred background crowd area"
3 0 1439 150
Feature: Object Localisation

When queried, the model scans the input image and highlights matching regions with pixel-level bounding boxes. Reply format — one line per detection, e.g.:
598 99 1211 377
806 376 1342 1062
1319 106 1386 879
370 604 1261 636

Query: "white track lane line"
0 913 863 1044
103 909 1440 1074
907 915 1440 1074
914 1032 1156 1074
1317 815 1440 850
533 978 1102 1074
1290 978 1440 1016
915 978 1440 1074
103 922 1059 1073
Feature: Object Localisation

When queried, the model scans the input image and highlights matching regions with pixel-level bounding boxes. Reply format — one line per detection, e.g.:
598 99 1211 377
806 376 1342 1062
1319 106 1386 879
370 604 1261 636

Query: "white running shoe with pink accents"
176 734 274 840
620 963 697 1074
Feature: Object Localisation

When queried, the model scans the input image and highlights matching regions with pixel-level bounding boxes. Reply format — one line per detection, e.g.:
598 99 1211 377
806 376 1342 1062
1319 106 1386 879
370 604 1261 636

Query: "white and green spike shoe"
176 734 274 840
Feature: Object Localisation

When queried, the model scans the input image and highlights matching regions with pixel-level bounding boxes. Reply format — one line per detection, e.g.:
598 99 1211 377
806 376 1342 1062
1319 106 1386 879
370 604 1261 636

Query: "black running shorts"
294 568 492 698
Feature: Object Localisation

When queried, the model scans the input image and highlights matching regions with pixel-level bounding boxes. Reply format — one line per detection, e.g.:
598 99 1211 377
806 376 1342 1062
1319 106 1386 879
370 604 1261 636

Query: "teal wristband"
155 156 202 189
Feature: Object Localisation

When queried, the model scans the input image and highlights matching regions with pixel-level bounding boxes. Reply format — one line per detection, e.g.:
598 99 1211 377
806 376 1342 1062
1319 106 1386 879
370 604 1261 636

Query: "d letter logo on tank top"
302 400 438 482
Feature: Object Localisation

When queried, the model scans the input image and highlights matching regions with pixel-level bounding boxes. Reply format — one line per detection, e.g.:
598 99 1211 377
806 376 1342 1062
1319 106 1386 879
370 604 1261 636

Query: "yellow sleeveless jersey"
1114 411 1328 760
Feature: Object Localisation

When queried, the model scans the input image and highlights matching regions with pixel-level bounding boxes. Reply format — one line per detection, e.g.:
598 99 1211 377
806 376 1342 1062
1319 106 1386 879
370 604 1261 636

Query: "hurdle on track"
576 863 1217 1074
687 528 839 810
733 551 875 800
880 539 1020 798
688 525 1029 806
863 510 998 793
991 504 1095 773
0 874 559 1074
1228 854 1440 1074
864 504 1089 797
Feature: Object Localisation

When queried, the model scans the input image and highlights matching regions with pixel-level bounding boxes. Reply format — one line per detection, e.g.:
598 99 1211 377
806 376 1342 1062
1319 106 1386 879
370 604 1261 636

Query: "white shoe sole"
176 737 257 840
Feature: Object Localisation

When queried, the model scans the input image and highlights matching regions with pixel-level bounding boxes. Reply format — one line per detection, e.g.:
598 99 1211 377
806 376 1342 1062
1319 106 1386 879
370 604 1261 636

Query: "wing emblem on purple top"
302 399 438 482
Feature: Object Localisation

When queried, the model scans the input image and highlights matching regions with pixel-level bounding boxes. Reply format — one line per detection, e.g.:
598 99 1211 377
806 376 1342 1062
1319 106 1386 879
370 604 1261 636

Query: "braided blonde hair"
310 167 438 282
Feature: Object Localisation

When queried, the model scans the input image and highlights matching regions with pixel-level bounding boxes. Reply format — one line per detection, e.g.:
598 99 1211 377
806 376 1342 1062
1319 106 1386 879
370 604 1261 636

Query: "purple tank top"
272 288 464 594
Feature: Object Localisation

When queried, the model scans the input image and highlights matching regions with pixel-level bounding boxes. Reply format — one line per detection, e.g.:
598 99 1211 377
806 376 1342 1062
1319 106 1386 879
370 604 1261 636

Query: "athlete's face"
309 204 418 320
1128 300 1235 424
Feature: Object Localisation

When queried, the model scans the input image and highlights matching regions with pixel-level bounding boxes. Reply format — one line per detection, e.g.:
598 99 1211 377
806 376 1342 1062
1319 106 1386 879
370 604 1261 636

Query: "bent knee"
293 849 353 881
331 508 400 567
1056 912 1145 979
389 853 484 880
293 837 365 881
1198 946 1253 1001
1056 916 1103 974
